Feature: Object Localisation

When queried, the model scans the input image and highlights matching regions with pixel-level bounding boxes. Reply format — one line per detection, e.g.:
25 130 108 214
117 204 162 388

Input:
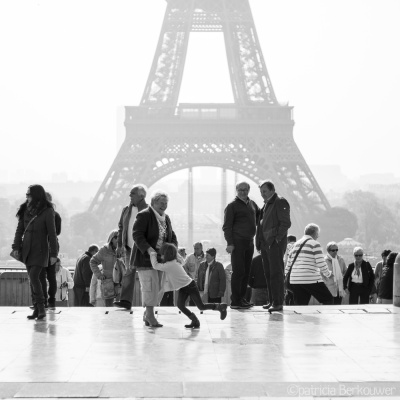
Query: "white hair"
353 246 364 255
304 223 320 237
151 190 169 206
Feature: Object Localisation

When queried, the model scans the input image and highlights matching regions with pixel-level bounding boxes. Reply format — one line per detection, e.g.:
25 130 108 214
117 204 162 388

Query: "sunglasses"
329 249 338 252
355 254 363 257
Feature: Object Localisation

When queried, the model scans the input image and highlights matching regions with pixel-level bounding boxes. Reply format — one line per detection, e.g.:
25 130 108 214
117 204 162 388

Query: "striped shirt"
285 235 331 284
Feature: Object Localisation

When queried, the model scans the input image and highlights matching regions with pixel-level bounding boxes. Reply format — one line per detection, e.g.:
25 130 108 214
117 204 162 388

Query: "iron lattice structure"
89 0 330 235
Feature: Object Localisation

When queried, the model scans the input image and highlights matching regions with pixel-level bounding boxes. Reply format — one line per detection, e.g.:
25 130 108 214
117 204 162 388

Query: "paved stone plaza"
0 305 399 399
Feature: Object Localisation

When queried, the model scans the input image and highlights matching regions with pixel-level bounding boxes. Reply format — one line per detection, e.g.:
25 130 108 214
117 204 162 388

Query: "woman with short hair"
343 247 375 304
131 190 177 327
323 242 347 304
12 184 58 320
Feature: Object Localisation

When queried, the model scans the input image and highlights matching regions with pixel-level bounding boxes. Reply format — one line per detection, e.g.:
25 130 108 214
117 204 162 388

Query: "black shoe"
242 299 254 307
48 300 56 311
37 303 46 320
262 303 272 309
230 302 251 310
185 313 200 329
113 300 131 310
27 305 38 320
216 303 228 320
268 305 283 313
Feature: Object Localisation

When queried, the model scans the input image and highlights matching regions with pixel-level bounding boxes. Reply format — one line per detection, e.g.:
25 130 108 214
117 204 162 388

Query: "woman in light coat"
323 242 347 304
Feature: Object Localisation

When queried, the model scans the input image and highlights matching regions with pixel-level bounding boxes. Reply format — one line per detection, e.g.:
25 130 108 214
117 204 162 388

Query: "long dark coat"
12 206 58 268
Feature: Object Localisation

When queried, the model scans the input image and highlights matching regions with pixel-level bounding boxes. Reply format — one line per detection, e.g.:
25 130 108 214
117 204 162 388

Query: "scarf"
151 207 167 250
327 253 344 297
203 263 212 302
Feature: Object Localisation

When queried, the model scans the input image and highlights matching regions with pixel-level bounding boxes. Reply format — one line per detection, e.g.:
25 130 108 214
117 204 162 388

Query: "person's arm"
313 242 331 277
218 263 226 298
46 209 58 263
55 212 62 236
150 252 168 271
89 274 98 305
90 249 104 279
132 212 152 254
276 199 291 242
222 203 235 246
343 265 351 291
12 216 24 252
117 207 126 255
82 257 93 287
367 262 375 293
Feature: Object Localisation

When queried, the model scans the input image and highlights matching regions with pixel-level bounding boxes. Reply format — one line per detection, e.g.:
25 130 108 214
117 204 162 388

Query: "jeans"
349 283 370 304
291 282 334 306
177 280 216 317
39 263 57 304
119 247 137 305
230 239 254 305
261 239 287 307
26 265 44 304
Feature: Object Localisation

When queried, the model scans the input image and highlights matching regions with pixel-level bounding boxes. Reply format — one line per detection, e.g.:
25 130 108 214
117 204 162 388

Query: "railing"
125 104 293 122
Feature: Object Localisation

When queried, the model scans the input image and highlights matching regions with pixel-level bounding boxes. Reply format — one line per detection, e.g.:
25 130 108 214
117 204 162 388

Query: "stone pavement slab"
0 305 399 398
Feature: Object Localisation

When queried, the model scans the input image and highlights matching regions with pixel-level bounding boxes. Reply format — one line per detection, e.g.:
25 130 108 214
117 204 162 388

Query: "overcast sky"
1 0 399 184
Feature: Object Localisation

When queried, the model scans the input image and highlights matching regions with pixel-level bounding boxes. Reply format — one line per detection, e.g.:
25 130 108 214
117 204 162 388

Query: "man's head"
178 247 187 259
259 180 275 202
88 244 99 256
151 190 169 215
381 249 391 264
193 242 203 256
236 181 250 201
287 235 297 243
206 248 216 263
304 223 320 240
130 184 147 206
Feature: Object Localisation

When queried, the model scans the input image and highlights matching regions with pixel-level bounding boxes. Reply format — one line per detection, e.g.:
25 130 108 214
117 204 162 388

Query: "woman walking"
11 184 58 320
150 243 227 329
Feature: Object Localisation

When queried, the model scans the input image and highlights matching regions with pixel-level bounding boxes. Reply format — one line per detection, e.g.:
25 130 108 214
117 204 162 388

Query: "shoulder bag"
10 215 38 262
284 238 311 293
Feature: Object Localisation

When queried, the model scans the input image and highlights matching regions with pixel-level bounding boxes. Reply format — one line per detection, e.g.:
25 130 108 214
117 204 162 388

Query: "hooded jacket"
90 229 118 280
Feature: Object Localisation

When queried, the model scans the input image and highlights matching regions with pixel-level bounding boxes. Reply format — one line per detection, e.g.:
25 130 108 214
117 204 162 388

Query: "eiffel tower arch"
89 0 330 236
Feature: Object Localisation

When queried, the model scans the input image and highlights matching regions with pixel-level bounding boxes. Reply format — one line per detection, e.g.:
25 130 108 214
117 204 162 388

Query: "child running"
150 243 227 328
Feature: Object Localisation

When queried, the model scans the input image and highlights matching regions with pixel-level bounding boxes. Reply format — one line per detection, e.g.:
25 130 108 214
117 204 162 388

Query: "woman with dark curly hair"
11 184 58 320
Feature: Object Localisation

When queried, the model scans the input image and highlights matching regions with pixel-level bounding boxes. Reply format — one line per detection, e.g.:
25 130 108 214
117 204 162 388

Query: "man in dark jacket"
223 181 260 309
257 180 291 313
114 184 148 310
73 244 99 306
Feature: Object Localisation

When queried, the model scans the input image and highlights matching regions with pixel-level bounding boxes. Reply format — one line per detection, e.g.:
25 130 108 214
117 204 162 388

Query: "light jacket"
90 229 118 279
183 252 205 281
322 255 347 296
55 266 74 301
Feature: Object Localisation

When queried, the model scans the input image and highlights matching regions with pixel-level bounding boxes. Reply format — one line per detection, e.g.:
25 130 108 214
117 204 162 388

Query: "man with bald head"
114 184 148 310
223 181 260 309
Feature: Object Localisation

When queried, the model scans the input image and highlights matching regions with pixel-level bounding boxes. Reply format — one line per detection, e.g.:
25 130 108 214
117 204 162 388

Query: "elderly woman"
131 190 177 327
343 247 374 304
377 252 398 304
323 242 347 304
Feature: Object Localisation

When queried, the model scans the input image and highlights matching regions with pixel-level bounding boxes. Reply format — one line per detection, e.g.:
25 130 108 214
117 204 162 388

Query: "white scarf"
151 207 167 249
327 253 344 296
203 263 212 302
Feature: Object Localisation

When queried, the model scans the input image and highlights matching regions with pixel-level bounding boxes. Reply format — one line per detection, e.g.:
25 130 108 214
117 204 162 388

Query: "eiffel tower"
89 0 330 237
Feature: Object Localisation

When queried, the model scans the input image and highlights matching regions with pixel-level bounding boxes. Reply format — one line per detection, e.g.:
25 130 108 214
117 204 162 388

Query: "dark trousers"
208 296 221 303
261 239 287 307
333 295 343 305
73 286 90 307
39 263 57 304
177 280 216 317
119 248 137 305
291 282 334 306
26 265 44 304
349 283 370 304
230 239 254 305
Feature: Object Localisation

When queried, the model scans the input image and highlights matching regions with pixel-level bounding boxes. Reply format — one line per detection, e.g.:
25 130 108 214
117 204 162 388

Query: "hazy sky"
1 0 399 183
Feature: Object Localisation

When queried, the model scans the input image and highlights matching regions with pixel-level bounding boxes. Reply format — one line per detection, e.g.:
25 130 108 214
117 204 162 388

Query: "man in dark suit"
257 180 291 312
113 184 148 310
73 244 99 306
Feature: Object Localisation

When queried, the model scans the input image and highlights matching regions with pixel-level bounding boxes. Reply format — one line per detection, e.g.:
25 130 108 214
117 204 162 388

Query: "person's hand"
61 281 68 288
226 245 235 254
147 247 156 254
345 288 350 295
100 274 106 281
13 250 19 256
50 257 57 265
116 246 123 258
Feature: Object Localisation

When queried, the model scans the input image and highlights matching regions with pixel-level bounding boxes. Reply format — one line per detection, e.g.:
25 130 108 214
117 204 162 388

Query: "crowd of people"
11 182 399 324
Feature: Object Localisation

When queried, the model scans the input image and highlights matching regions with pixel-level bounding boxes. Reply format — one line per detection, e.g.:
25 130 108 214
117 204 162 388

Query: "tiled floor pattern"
0 305 399 398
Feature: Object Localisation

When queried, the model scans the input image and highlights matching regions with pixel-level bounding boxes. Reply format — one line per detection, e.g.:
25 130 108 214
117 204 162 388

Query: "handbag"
10 215 38 262
284 238 311 293
100 277 116 299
